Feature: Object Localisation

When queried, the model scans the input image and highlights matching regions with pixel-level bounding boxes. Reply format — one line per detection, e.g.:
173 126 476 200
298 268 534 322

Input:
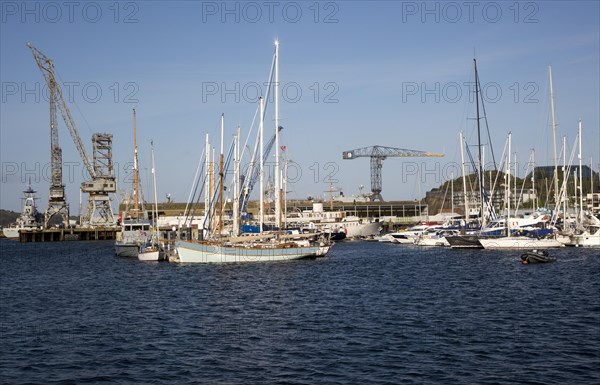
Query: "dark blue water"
1 239 599 384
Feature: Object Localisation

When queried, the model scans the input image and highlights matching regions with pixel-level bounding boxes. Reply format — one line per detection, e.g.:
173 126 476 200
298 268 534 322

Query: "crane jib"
342 145 444 202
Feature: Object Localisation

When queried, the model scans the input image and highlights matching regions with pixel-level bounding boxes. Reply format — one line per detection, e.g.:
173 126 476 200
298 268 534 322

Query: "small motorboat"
520 249 556 264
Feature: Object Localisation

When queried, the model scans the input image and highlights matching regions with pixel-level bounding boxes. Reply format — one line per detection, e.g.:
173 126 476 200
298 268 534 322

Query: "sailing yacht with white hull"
479 132 563 249
176 43 332 263
138 141 163 261
115 109 153 257
446 58 498 249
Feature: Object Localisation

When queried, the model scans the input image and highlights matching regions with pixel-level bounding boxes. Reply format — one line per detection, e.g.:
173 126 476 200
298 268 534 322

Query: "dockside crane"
342 145 444 201
28 43 117 227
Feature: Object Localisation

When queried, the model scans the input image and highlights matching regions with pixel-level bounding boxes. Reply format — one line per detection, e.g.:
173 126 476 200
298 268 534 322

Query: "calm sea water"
0 239 598 384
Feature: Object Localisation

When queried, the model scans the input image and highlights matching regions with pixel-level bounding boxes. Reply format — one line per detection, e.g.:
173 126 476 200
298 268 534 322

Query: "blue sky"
1 1 599 212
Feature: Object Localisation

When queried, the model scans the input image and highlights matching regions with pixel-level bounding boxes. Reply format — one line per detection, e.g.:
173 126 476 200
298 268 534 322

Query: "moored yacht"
176 42 334 263
387 223 435 244
115 108 153 258
565 212 600 247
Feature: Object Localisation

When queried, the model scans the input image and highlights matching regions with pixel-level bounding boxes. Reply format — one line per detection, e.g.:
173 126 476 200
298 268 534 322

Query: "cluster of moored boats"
374 60 600 251
379 210 600 249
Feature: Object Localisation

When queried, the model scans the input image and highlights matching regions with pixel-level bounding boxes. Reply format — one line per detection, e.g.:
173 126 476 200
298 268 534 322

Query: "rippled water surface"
1 239 599 384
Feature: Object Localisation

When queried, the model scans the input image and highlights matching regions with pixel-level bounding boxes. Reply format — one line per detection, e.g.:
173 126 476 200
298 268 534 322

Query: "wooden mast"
274 39 281 231
218 113 225 238
132 108 140 217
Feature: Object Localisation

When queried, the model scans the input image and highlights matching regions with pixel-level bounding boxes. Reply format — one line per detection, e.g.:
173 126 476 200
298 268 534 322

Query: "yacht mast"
259 97 264 234
218 113 225 237
513 152 518 217
205 133 210 217
563 135 567 219
591 157 594 194
578 119 584 223
284 158 288 229
451 172 454 214
474 58 485 224
507 132 512 236
531 149 537 210
549 65 560 215
132 108 140 217
151 141 159 241
574 172 578 220
233 126 240 236
460 131 470 223
274 39 281 230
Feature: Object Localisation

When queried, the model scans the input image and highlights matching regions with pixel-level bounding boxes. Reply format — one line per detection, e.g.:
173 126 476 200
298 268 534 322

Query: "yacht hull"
415 237 449 247
176 241 330 263
115 243 140 258
2 228 20 239
567 232 600 247
446 235 484 249
138 250 161 261
480 237 564 249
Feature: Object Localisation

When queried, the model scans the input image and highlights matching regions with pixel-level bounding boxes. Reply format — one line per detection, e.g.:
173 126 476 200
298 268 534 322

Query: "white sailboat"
480 132 563 249
115 109 153 257
562 120 600 247
138 141 162 261
176 42 332 263
568 213 600 247
176 111 330 263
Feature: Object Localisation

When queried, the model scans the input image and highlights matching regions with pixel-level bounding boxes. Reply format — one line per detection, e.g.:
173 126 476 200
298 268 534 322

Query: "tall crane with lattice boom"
28 43 117 228
342 145 444 201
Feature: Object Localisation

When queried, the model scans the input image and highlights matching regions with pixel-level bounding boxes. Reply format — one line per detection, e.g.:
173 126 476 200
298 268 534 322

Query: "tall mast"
233 126 240 236
204 134 210 216
451 172 454 214
591 156 594 194
284 158 288 229
563 135 567 217
549 65 559 214
578 119 584 223
531 149 536 209
212 147 216 222
574 173 578 221
259 97 265 234
474 58 484 224
460 131 470 223
274 39 281 230
151 140 159 240
513 152 517 217
218 113 225 237
507 132 512 236
133 108 140 216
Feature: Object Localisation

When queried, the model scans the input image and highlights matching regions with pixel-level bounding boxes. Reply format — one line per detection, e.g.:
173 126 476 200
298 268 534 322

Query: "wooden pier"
18 227 118 243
